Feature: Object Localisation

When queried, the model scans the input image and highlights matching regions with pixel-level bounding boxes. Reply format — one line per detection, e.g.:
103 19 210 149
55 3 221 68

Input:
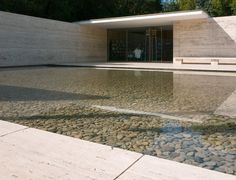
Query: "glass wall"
108 26 173 62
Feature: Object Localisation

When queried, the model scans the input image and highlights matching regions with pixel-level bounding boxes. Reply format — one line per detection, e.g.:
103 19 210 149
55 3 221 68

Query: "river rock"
225 167 234 174
155 149 162 156
187 152 195 157
117 134 124 140
225 154 235 162
161 144 175 152
204 161 217 167
174 156 186 162
47 127 57 133
194 156 204 163
182 140 193 148
182 133 192 138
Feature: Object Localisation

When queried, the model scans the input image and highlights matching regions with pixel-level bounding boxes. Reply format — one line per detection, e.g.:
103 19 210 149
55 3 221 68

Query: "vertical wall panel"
0 11 107 66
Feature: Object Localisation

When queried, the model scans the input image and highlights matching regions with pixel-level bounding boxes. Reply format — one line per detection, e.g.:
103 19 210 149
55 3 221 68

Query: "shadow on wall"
0 85 110 101
211 17 236 57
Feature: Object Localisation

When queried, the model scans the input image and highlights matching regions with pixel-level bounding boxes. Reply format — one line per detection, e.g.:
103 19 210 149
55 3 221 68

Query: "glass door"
108 26 173 63
145 27 162 62
144 26 173 62
162 27 173 63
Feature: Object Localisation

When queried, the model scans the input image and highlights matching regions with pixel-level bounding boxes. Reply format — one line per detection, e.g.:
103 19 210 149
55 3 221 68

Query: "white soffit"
78 10 209 29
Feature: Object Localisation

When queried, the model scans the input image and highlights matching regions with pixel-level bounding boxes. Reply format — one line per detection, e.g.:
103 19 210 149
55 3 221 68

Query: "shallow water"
0 67 236 175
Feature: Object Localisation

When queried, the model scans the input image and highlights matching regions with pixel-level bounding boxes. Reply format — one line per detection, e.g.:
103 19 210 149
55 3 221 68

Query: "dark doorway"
108 26 173 62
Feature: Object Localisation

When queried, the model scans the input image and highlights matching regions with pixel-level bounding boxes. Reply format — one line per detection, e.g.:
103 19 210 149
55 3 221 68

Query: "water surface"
0 67 235 175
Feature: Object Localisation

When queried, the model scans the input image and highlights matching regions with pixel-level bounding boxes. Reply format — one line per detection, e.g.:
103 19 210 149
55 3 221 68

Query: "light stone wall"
0 11 107 67
2 10 236 67
173 16 236 63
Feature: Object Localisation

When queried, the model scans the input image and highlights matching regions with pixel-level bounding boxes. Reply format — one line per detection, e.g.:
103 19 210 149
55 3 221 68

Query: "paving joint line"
113 154 145 180
0 127 29 138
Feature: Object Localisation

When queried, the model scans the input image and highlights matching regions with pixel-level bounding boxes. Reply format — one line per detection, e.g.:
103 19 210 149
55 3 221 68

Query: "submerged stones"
2 104 236 175
152 117 236 175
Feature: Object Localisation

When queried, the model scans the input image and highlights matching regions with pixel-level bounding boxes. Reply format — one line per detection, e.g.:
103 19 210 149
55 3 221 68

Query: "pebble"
195 152 205 159
225 167 234 174
174 156 186 162
195 156 204 163
47 127 57 133
155 149 162 156
117 134 124 140
187 152 194 157
205 161 217 167
161 145 175 152
225 155 235 162
182 140 193 148
182 133 192 138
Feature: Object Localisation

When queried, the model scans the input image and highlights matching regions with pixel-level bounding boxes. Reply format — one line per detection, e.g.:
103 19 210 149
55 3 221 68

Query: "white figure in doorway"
133 46 142 60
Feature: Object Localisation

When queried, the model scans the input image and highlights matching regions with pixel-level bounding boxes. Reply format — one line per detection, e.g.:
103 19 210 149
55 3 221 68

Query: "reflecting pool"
0 67 235 175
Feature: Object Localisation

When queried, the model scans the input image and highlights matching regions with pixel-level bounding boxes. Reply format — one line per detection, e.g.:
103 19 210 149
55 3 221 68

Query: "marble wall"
173 16 236 64
0 11 107 67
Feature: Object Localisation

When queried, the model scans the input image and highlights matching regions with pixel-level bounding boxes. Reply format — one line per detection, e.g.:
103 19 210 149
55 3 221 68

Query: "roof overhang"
77 10 209 29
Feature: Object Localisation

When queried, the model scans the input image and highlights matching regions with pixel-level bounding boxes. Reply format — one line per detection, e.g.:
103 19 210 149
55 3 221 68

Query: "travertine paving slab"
118 155 236 180
0 127 142 180
0 120 26 136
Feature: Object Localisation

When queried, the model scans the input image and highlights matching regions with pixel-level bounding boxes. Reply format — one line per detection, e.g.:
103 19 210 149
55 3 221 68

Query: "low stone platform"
0 120 235 180
58 62 236 72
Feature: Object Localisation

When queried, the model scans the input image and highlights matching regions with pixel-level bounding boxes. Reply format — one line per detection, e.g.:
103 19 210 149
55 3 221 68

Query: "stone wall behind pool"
0 11 107 67
173 16 236 62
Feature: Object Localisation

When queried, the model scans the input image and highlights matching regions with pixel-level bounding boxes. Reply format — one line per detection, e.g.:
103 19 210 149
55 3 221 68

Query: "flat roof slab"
78 10 208 28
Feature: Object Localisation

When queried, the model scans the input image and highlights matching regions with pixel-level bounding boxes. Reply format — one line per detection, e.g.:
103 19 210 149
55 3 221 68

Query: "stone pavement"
0 120 235 180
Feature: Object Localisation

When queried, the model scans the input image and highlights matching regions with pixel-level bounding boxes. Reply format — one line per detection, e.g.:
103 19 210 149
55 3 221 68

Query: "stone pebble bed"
2 103 236 176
